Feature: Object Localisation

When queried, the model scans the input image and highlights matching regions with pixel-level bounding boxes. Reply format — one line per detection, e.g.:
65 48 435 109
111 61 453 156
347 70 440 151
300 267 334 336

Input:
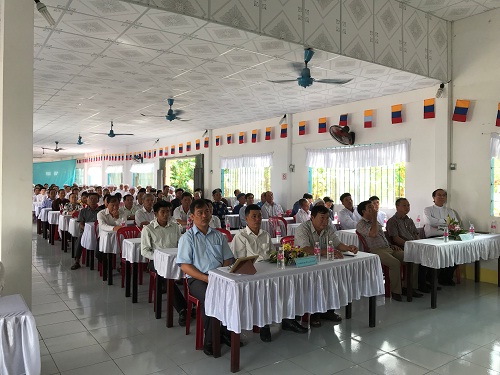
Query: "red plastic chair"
280 236 295 246
269 216 287 238
284 209 293 217
215 228 233 242
184 278 204 350
116 226 141 288
71 211 79 218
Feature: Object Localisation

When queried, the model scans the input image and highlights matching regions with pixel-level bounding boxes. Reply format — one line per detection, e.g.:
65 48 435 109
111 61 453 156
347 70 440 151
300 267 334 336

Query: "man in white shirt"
369 196 387 226
97 196 127 235
173 192 193 227
231 204 308 342
261 191 284 219
295 198 311 223
36 188 47 203
135 193 155 228
119 194 138 220
338 192 362 229
423 188 461 286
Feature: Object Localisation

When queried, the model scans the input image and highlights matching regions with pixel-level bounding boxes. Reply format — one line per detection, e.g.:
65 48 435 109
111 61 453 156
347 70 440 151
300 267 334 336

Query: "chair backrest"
215 227 233 242
269 216 287 237
116 226 141 254
280 236 294 246
355 230 370 252
284 209 293 217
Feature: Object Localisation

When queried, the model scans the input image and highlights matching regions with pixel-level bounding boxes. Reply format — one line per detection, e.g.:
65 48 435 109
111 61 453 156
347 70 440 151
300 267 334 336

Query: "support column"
0 0 34 304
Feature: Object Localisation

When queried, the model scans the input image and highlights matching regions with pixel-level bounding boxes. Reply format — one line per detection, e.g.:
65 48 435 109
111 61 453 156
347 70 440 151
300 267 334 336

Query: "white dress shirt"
261 202 284 219
338 207 362 229
135 206 155 225
295 208 311 224
423 205 461 238
230 226 273 261
209 215 221 228
120 205 138 218
377 211 387 226
239 206 247 227
97 208 127 234
173 206 190 223
140 218 181 260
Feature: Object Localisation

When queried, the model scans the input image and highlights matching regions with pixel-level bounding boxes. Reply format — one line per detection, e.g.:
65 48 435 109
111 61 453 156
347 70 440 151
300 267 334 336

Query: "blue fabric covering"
33 159 76 187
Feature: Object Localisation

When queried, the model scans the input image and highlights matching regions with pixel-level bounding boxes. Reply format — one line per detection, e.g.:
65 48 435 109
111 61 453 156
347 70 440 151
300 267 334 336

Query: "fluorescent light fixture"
34 0 55 26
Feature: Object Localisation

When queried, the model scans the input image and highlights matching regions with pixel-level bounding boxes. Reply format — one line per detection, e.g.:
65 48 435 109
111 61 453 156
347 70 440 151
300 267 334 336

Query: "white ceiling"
32 0 499 160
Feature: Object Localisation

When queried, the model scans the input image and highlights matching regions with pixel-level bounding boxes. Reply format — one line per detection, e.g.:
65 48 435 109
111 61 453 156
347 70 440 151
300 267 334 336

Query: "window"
130 163 154 187
169 158 195 192
87 166 102 186
75 168 84 186
306 140 409 207
309 163 406 206
106 165 123 186
220 153 273 197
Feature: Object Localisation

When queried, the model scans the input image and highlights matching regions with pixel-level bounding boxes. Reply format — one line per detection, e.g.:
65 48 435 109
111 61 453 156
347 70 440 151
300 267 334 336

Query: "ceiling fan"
76 135 91 145
91 121 134 138
42 141 64 152
329 125 355 146
140 98 189 121
268 48 353 88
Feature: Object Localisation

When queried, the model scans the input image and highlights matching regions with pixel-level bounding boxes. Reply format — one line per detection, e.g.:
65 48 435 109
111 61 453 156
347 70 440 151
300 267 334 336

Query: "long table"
205 252 384 372
122 238 147 303
404 233 500 308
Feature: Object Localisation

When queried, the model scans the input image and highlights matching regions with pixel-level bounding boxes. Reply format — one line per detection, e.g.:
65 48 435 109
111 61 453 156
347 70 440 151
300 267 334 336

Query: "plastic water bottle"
277 246 285 269
443 228 449 243
327 240 334 261
383 218 388 228
276 226 282 242
314 241 321 262
225 221 230 231
490 220 497 234
334 212 338 222
416 215 421 228
469 223 475 239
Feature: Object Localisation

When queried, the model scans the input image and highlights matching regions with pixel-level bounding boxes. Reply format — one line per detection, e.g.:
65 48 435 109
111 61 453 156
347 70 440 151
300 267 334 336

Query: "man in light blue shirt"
177 199 234 356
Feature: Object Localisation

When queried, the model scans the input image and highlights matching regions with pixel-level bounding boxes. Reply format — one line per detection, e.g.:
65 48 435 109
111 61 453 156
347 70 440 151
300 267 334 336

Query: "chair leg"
138 264 143 285
301 313 309 323
185 300 192 335
383 266 391 297
195 303 204 350
81 248 86 265
456 265 461 284
121 260 126 288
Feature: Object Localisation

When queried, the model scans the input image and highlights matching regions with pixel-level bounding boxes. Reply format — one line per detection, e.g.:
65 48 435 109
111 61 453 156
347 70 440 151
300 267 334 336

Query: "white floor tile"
38 321 88 340
461 347 500 372
359 353 428 375
391 343 456 370
60 360 123 375
36 310 78 327
114 349 181 375
434 358 500 375
50 344 112 372
44 331 99 354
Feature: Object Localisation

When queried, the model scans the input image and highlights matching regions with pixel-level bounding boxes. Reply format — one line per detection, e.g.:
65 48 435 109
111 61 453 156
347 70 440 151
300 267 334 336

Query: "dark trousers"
149 261 186 313
75 231 83 260
187 278 211 344
419 264 457 287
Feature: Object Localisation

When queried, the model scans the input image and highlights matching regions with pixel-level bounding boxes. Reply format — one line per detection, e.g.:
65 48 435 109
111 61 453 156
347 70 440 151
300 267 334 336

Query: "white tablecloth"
284 217 295 224
153 248 182 279
47 211 60 225
122 238 147 263
286 223 301 236
0 294 40 375
99 230 118 254
38 207 51 221
404 234 500 268
81 222 97 250
225 214 240 228
32 202 41 214
205 252 384 333
58 215 71 231
68 218 80 237
336 229 360 248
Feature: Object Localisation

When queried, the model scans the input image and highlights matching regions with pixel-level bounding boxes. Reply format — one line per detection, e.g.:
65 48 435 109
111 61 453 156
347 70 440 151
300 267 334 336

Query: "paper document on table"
343 251 357 257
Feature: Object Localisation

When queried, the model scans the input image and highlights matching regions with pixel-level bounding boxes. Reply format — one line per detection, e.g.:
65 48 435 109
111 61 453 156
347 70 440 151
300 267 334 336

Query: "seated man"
369 196 387 226
257 192 266 208
177 200 235 356
239 193 254 228
173 192 193 227
261 191 284 219
37 187 47 203
97 196 127 235
41 188 57 209
52 189 70 211
295 205 358 326
78 191 88 206
232 193 246 215
295 198 311 223
71 193 101 270
141 200 188 325
232 205 307 342
135 193 155 228
356 200 422 301
338 192 361 229
211 188 229 227
423 188 461 286
207 199 221 229
171 188 184 211
119 194 138 220
292 193 313 216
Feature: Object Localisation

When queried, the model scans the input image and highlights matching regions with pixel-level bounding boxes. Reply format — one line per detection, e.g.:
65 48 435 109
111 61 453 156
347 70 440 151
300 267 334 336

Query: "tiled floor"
33 227 500 375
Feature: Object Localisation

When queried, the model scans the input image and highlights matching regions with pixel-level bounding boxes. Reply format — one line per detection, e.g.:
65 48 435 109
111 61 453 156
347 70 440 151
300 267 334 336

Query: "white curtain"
130 163 154 173
306 139 410 169
105 165 123 174
490 133 500 159
220 152 273 169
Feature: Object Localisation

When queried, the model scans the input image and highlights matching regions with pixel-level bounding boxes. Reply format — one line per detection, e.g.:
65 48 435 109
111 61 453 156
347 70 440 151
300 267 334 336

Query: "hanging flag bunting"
179 143 183 154
318 117 327 133
391 104 403 124
496 103 500 127
339 114 348 127
280 124 288 138
170 145 175 155
265 127 271 141
424 98 435 119
364 110 373 128
186 142 191 152
148 150 152 159
143 151 147 159
298 121 306 136
227 134 232 144
204 137 209 148
216 136 221 146
452 99 470 122
252 129 258 143
159 148 163 157
196 139 200 150
153 149 157 158
239 132 245 144
122 153 125 161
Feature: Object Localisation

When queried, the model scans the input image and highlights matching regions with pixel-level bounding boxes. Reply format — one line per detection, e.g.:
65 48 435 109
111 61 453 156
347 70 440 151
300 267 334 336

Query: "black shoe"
70 262 80 270
321 310 342 322
418 284 431 293
438 279 456 286
260 326 272 342
402 288 424 298
310 314 322 327
221 332 244 347
282 319 308 333
203 342 213 356
178 309 187 327
391 292 402 301
426 283 442 291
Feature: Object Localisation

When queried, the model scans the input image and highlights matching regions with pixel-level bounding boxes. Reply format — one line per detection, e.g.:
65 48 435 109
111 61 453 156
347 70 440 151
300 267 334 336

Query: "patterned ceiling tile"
374 0 403 70
68 0 144 23
433 1 488 20
211 0 259 33
403 6 428 76
104 42 162 62
58 13 131 39
140 7 207 34
342 0 374 62
261 0 303 44
192 23 259 46
149 0 208 19
304 0 341 54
